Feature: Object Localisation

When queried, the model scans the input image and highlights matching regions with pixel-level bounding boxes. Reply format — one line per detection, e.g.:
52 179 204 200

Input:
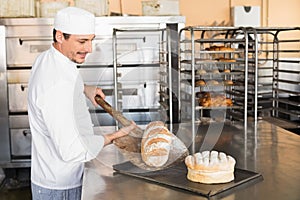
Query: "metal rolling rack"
112 27 173 126
248 27 300 131
178 26 249 147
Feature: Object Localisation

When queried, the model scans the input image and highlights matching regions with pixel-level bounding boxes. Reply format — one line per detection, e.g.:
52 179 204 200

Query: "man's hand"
103 121 137 145
118 121 137 136
84 85 105 107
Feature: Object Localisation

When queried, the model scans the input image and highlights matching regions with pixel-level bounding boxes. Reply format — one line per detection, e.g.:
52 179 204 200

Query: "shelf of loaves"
181 68 241 75
181 38 245 43
180 58 238 65
180 101 241 111
180 45 243 54
180 97 242 110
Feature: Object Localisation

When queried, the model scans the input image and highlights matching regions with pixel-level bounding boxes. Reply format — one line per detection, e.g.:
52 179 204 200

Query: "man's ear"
55 30 64 43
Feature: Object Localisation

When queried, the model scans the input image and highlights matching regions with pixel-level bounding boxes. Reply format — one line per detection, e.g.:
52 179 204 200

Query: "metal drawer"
82 33 160 66
9 115 29 128
6 34 160 67
6 37 52 67
8 83 28 112
79 66 159 83
10 129 31 156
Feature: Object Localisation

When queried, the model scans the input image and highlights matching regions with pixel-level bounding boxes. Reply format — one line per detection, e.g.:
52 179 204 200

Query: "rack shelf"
113 27 173 124
178 27 249 152
246 27 300 125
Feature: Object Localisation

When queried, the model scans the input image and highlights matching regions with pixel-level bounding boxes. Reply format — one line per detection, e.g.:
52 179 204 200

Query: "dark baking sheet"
113 162 263 198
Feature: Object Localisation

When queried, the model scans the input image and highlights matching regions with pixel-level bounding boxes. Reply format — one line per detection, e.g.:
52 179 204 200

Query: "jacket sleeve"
37 80 104 163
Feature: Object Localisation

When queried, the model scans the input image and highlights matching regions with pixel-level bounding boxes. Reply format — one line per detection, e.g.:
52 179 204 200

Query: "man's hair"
53 29 71 42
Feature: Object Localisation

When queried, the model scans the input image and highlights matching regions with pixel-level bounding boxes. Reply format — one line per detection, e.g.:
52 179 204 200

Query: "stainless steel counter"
82 121 300 200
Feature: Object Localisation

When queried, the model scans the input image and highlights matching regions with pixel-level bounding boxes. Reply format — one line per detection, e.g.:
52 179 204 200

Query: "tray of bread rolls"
113 151 263 198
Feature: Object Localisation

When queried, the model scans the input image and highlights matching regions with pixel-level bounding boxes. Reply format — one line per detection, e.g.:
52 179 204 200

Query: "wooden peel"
95 95 189 171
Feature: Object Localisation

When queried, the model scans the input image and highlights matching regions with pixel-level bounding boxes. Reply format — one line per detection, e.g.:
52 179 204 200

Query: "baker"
27 7 136 200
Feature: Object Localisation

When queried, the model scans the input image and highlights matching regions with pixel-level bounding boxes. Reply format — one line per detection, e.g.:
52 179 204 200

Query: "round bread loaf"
207 80 219 86
224 80 234 85
185 151 236 184
223 69 231 73
141 121 173 167
195 79 206 86
196 69 207 75
212 69 220 74
219 46 234 51
206 45 234 52
226 98 233 106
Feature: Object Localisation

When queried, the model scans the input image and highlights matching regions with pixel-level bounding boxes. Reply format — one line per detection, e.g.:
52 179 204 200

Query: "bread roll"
196 69 207 75
195 79 206 86
206 45 234 52
226 98 233 106
219 58 236 62
219 46 234 51
212 69 220 74
224 80 233 85
207 80 219 86
141 121 173 167
198 92 210 107
223 69 231 73
185 151 236 184
205 45 220 51
198 92 232 107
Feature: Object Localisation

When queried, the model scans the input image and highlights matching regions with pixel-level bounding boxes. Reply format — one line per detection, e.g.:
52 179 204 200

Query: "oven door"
9 115 31 158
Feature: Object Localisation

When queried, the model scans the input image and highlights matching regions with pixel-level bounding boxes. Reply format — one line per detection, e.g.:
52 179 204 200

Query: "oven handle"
23 130 31 136
19 37 52 45
21 84 28 91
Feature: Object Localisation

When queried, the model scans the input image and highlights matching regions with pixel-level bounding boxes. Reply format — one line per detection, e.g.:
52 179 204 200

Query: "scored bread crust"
141 121 173 167
185 151 236 184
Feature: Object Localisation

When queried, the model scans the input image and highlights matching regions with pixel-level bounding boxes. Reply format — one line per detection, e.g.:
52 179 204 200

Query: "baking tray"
113 162 263 198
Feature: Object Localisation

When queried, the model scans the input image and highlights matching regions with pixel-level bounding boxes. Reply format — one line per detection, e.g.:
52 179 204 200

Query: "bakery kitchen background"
0 0 299 199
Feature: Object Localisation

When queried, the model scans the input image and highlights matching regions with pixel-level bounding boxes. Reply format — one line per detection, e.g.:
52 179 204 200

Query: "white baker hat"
54 7 95 35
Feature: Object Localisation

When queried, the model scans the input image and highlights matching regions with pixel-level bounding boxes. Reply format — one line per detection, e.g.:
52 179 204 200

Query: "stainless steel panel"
84 34 160 66
81 67 160 110
90 113 116 126
8 83 28 112
117 66 159 81
79 68 114 84
123 111 161 123
0 25 10 164
119 81 159 109
7 69 30 83
90 111 161 126
6 37 52 67
9 115 29 128
0 18 54 37
10 129 31 156
6 70 30 113
80 66 159 83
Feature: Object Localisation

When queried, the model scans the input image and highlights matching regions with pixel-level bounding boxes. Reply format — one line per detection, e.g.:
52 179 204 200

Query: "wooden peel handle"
94 95 143 136
94 95 130 126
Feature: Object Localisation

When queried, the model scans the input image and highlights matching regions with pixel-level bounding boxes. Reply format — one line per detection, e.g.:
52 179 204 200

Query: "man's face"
61 34 95 64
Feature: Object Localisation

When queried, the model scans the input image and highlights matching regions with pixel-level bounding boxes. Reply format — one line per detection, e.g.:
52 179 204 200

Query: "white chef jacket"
28 45 105 190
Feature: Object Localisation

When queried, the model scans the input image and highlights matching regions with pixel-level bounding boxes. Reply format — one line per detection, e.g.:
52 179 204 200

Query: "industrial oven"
0 16 185 168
